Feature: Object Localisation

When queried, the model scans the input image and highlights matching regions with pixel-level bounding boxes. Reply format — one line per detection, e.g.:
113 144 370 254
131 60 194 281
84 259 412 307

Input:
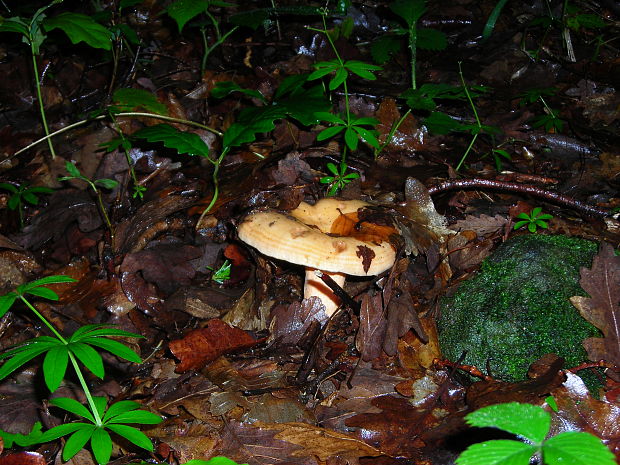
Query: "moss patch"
437 234 601 381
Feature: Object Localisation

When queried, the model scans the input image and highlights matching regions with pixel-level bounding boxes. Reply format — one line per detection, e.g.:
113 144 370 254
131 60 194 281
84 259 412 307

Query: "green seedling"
530 96 565 133
0 182 53 227
59 161 119 241
307 12 381 194
513 207 553 232
165 0 239 75
381 0 447 90
208 260 232 284
456 402 615 465
320 161 360 197
0 276 161 464
0 0 112 158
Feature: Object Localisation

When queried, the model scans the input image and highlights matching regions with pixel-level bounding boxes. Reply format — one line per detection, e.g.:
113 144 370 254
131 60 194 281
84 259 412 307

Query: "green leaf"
229 8 270 30
0 294 17 318
43 13 112 50
370 35 403 64
71 325 143 340
0 18 30 36
351 116 379 127
344 127 358 151
513 220 529 230
39 422 85 442
69 342 105 379
21 275 76 290
85 338 142 364
62 425 96 462
390 0 426 27
464 403 550 443
90 427 113 465
456 439 536 465
50 397 96 423
102 400 141 421
316 112 346 125
94 178 119 190
353 126 380 148
417 28 447 51
0 344 52 380
344 60 381 80
112 88 168 115
21 191 39 205
63 161 82 179
316 125 345 141
166 0 211 32
106 424 154 450
24 286 59 300
43 345 69 392
0 183 18 194
211 81 265 102
0 422 44 448
328 66 347 90
134 124 211 159
105 409 162 425
92 396 108 420
543 431 615 465
423 111 468 134
187 457 246 465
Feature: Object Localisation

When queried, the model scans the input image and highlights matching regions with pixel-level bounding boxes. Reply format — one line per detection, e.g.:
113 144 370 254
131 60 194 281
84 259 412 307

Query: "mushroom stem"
304 268 346 317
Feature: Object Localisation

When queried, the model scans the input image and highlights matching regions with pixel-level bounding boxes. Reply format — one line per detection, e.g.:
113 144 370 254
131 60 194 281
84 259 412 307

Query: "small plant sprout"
208 259 232 284
0 276 162 464
0 182 53 227
514 207 553 233
320 161 360 196
456 402 615 465
59 161 119 240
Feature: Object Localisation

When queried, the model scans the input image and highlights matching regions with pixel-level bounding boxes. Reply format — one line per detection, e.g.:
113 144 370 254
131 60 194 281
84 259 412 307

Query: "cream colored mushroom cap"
237 209 396 276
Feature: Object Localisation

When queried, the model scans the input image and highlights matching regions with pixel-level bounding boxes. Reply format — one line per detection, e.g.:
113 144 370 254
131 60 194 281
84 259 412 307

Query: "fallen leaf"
0 452 46 465
450 214 509 238
219 420 314 465
257 421 383 463
169 319 259 372
269 297 329 346
357 293 387 361
570 243 620 380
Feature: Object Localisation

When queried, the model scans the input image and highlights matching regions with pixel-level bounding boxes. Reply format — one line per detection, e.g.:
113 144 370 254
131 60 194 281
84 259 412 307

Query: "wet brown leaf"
257 421 383 464
357 293 387 362
0 452 46 465
450 214 509 238
269 297 329 346
345 395 429 458
169 319 260 372
570 243 620 380
551 373 620 458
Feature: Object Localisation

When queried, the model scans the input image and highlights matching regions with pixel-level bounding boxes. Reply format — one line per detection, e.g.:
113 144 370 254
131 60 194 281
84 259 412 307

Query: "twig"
427 178 611 218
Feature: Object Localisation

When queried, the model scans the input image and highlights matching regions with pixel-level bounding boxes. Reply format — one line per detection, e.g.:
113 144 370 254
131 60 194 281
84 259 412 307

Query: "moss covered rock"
437 234 601 381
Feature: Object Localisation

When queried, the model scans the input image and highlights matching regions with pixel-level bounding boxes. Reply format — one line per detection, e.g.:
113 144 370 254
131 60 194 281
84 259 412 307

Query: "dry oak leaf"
169 319 260 372
570 242 620 380
254 421 383 464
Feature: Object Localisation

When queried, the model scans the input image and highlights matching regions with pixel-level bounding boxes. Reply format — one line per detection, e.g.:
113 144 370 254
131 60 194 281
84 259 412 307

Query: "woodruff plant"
307 11 382 196
457 401 615 465
0 276 162 464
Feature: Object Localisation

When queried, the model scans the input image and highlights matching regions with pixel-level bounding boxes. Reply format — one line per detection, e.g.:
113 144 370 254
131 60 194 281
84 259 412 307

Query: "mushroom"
237 198 396 316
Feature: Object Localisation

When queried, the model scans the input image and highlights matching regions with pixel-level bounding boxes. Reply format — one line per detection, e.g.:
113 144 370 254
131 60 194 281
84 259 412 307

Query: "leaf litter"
0 0 619 464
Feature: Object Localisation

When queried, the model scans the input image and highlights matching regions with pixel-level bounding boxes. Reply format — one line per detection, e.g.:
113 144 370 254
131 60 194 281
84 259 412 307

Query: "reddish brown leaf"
0 452 46 465
570 243 620 380
269 297 328 346
357 293 387 361
169 319 259 372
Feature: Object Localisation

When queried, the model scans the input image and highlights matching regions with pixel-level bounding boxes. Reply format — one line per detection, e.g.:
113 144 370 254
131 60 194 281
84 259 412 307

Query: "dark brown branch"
427 179 612 218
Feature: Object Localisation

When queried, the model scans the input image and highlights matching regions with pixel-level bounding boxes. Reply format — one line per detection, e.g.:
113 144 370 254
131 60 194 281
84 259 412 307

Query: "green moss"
438 234 601 382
